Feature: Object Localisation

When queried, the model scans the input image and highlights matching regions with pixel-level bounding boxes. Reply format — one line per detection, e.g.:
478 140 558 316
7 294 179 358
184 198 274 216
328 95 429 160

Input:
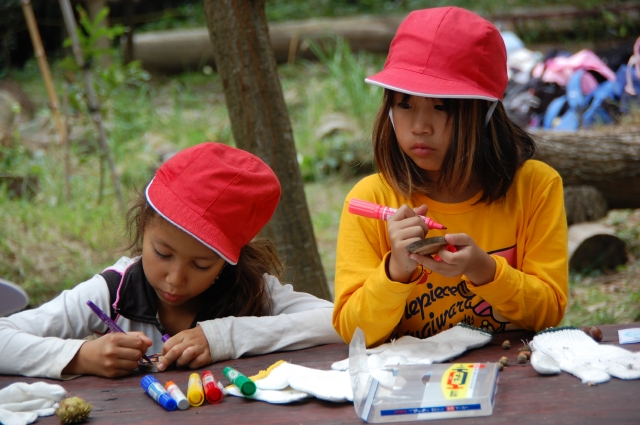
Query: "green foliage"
291 37 380 181
60 6 150 113
61 6 125 66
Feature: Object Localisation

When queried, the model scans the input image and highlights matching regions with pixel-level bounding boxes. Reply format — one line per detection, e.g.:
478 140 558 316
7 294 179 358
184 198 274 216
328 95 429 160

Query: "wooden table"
2 323 639 424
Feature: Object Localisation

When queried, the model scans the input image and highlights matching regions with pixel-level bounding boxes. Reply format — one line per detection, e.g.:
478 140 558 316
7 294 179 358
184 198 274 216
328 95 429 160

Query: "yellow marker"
187 373 205 406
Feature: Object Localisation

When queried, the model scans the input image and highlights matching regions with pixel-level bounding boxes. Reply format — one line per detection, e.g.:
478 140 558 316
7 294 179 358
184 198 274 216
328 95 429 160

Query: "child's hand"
63 332 152 378
387 204 429 282
158 326 211 371
409 233 496 285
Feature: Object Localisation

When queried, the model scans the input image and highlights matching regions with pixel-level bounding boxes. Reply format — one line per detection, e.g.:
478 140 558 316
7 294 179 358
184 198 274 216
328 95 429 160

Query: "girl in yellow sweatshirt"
333 7 568 347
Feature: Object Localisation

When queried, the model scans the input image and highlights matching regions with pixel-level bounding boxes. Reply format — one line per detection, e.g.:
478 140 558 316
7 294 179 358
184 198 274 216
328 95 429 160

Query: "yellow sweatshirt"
332 160 568 347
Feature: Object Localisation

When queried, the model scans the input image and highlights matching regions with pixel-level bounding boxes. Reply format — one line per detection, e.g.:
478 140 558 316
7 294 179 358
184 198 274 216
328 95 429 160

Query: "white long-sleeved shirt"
0 257 342 379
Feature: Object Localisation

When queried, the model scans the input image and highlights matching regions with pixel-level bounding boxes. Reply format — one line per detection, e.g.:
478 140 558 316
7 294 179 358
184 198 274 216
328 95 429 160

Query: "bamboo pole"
20 0 67 146
58 0 124 208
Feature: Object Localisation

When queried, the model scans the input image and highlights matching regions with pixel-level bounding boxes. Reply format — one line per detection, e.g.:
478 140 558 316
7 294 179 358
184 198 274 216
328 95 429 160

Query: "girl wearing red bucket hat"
333 7 568 347
0 142 342 379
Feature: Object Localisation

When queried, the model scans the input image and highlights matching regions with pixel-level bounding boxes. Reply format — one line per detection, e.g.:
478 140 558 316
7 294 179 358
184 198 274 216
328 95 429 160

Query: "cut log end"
568 222 628 271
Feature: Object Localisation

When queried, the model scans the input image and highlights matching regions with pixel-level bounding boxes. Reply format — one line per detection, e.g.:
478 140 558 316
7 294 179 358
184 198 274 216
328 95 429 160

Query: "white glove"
224 385 310 404
0 382 67 425
332 323 492 371
226 360 352 404
530 327 640 384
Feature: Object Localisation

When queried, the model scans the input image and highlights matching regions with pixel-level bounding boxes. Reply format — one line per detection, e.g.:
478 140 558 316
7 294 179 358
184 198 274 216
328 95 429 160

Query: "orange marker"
202 370 223 404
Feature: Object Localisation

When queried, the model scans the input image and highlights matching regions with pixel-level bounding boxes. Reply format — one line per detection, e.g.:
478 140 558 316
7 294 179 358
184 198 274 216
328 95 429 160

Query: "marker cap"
223 366 256 396
187 373 205 406
202 370 224 404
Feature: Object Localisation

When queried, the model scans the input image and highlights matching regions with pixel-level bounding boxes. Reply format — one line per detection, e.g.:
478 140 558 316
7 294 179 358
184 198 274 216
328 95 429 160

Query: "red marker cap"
202 370 223 404
434 244 457 262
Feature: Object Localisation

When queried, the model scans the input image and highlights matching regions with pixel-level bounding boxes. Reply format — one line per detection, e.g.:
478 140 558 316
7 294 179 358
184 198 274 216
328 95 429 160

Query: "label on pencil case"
381 404 482 416
442 363 482 399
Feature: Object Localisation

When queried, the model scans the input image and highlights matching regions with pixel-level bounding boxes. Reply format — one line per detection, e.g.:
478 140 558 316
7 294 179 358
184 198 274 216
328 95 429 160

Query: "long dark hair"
372 89 537 203
124 190 283 317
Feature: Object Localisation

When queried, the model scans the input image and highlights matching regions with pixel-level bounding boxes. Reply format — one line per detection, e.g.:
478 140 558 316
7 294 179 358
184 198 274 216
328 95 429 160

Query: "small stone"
517 353 528 364
583 326 603 342
499 356 508 366
502 340 511 349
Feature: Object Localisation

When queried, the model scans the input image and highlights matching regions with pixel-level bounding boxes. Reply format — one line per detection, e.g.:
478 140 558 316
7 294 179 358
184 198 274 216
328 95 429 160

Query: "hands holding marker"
348 199 496 285
157 326 212 372
62 302 153 378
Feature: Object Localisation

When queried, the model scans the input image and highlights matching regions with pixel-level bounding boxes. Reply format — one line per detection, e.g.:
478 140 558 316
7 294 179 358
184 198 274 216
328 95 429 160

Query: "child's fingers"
173 345 205 369
127 331 153 347
413 204 428 216
188 351 212 370
444 233 472 247
433 244 458 262
157 345 183 371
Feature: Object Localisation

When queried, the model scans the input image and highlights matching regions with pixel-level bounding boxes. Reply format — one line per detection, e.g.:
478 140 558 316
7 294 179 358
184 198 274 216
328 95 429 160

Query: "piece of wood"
405 236 447 255
20 0 67 146
534 128 640 210
126 15 403 74
568 222 628 271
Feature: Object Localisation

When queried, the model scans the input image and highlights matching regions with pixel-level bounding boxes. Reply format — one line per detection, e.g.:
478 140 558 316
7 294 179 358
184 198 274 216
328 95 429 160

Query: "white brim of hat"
145 178 238 265
365 71 499 102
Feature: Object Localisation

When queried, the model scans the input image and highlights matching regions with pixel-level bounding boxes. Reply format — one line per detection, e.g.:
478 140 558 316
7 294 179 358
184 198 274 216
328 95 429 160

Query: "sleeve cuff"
380 252 424 291
465 256 518 305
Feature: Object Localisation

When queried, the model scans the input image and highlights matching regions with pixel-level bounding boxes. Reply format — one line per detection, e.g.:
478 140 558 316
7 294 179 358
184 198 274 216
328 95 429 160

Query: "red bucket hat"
365 7 507 101
146 142 281 265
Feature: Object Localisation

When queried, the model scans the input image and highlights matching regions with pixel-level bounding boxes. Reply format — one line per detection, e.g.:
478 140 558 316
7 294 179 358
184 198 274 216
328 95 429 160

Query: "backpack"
542 69 618 131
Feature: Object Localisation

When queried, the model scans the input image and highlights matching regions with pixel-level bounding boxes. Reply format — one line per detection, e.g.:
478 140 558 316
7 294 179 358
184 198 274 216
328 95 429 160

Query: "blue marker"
141 375 177 411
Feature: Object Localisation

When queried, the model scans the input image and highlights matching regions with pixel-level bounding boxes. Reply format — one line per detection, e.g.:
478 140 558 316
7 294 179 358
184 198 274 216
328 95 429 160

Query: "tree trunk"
202 0 331 301
534 128 640 210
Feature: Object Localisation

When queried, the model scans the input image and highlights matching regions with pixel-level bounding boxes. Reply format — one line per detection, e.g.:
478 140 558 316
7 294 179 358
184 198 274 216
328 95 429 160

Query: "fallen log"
533 128 640 210
568 222 628 271
126 15 403 73
125 3 640 73
564 185 609 225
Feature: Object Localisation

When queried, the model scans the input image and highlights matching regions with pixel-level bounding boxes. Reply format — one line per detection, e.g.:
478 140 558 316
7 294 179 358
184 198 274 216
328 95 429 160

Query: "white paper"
618 328 640 344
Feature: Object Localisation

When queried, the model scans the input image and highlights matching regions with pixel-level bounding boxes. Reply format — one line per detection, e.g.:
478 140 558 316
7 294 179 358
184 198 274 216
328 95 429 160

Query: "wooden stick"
62 81 71 202
20 0 67 146
58 0 124 209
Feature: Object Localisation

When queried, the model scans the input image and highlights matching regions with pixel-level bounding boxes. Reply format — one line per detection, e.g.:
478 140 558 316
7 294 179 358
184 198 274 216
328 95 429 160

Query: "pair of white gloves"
226 324 493 404
0 382 67 425
530 327 640 384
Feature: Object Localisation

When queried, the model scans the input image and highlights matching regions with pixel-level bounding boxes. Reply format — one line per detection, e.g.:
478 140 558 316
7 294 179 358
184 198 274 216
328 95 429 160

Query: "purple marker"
86 300 152 363
162 334 171 342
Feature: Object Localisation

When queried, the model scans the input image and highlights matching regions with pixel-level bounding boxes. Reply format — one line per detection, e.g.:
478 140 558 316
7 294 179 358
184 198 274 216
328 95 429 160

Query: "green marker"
223 366 256 396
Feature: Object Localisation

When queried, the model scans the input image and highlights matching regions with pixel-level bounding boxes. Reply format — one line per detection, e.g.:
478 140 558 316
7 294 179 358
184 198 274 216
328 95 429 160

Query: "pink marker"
348 199 446 230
